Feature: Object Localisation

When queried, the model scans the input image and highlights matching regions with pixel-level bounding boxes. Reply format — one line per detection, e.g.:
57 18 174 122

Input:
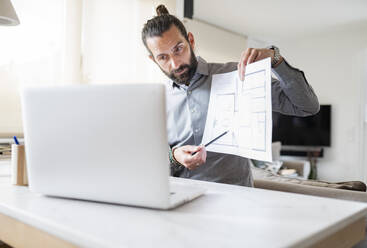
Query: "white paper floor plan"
202 58 273 162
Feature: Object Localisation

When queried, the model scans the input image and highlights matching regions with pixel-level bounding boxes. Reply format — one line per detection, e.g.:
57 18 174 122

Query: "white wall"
82 0 162 84
184 19 247 63
0 0 64 135
276 26 367 182
82 0 247 85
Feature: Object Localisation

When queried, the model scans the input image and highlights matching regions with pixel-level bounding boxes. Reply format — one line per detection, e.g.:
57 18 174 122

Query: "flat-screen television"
272 105 331 147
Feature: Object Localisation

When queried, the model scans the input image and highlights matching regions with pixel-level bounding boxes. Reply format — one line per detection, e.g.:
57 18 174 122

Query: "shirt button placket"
188 91 200 144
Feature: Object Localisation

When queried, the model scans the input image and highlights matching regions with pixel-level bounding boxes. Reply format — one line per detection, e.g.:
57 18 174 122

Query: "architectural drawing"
202 58 272 162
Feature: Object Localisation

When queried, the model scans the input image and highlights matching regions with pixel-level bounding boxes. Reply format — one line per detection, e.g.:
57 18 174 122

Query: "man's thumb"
182 145 197 153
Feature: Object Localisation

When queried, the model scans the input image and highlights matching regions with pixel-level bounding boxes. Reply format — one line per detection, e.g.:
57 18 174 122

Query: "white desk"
0 161 366 248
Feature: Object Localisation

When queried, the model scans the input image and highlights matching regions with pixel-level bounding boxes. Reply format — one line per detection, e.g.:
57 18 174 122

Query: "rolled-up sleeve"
271 59 320 116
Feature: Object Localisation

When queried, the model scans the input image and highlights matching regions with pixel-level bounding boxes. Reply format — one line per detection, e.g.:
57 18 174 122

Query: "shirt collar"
170 56 209 89
195 56 209 76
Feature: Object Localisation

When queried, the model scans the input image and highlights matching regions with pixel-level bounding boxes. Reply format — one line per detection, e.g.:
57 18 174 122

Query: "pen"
192 130 229 156
13 136 19 145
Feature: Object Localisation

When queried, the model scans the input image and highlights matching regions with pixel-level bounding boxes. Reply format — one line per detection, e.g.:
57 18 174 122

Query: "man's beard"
162 47 198 85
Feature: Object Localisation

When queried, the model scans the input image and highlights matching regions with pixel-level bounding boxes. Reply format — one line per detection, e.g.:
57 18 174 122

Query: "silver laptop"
20 83 205 209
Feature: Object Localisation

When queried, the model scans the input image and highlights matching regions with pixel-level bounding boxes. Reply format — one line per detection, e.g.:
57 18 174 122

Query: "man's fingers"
187 150 207 170
188 160 202 170
185 158 199 170
182 145 199 153
191 145 205 156
186 145 202 155
191 146 206 161
247 49 258 65
238 51 246 81
241 48 252 80
177 145 207 170
238 48 252 81
238 62 244 81
242 48 252 66
201 146 207 162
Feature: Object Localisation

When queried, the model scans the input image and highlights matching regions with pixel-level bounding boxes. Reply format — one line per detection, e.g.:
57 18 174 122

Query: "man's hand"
173 145 207 170
237 48 280 81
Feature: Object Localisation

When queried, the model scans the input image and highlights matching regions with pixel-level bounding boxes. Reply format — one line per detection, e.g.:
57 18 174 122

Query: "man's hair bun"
142 4 189 51
156 5 169 16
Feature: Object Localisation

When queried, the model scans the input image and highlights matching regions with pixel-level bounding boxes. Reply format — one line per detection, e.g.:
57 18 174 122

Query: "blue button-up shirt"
166 57 319 186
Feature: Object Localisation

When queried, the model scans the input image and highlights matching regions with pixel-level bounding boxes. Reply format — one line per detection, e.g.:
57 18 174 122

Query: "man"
141 5 319 187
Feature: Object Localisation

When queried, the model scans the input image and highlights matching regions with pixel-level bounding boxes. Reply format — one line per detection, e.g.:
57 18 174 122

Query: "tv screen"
272 105 331 147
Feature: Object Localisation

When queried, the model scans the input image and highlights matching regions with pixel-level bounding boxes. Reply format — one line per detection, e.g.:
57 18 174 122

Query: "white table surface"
0 160 366 248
